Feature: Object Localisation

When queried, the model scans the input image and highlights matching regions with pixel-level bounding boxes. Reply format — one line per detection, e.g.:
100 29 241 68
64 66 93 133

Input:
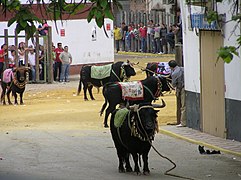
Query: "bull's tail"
77 76 82 96
100 85 108 116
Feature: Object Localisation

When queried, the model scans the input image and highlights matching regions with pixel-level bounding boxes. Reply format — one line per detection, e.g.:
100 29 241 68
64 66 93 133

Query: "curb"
160 129 241 157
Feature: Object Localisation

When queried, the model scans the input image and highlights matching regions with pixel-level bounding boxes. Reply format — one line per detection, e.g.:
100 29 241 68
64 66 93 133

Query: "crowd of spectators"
113 9 182 54
0 41 72 83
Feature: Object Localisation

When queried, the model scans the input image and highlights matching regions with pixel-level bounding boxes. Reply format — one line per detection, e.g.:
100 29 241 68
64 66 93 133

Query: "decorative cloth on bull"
114 107 129 128
157 62 171 75
2 68 14 83
90 64 112 79
118 81 144 100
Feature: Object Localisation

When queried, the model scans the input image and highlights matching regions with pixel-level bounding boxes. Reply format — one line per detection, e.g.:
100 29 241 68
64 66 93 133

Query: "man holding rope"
168 60 186 127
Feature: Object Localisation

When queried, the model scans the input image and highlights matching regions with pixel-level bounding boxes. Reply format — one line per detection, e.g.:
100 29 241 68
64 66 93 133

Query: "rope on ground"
150 143 196 180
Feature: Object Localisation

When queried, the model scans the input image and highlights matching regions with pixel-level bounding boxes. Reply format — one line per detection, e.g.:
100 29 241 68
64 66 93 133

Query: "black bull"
100 76 170 127
110 103 164 174
1 67 29 105
77 61 136 100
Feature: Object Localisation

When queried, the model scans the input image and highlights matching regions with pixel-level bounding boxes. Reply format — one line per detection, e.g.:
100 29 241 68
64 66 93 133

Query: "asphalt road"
0 129 240 180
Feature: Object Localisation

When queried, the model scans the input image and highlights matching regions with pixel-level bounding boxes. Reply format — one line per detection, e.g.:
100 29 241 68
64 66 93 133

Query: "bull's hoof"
126 167 133 172
84 99 88 101
143 171 150 175
91 98 95 100
104 124 109 128
118 168 125 173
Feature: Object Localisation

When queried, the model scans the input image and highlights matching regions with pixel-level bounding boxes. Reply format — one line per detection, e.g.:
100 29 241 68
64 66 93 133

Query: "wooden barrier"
0 27 53 83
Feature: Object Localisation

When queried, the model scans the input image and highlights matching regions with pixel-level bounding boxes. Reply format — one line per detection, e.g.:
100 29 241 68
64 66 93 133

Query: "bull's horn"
152 99 166 108
132 62 139 65
160 74 171 78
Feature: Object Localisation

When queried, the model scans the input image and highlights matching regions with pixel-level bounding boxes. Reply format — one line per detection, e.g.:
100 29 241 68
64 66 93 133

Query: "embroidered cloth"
157 62 171 75
3 69 14 83
118 81 144 100
90 64 112 79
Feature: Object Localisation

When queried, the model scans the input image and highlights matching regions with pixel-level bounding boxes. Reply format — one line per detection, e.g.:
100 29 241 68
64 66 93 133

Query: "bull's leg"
6 89 12 105
1 90 6 105
125 153 133 172
104 103 118 128
20 92 24 105
83 83 89 101
132 153 140 175
87 85 95 100
117 151 125 173
12 92 18 105
103 106 114 128
142 153 150 175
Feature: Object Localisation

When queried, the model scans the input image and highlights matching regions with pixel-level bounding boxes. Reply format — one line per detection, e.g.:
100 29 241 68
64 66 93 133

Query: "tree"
0 0 122 39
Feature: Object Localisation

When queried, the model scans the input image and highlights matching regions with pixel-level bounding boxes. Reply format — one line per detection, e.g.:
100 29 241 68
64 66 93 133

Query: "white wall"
218 1 241 101
0 19 114 65
181 3 202 93
181 1 241 101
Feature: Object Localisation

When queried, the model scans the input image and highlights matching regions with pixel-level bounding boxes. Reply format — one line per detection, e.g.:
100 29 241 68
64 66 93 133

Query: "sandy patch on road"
0 55 177 131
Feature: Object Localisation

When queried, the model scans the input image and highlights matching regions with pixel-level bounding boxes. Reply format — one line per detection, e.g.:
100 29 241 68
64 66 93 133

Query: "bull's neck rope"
13 75 27 89
117 106 155 151
154 76 162 97
127 105 156 142
111 66 126 82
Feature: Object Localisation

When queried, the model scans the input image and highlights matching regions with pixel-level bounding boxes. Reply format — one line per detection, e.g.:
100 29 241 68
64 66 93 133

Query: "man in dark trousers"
168 60 186 127
54 42 64 81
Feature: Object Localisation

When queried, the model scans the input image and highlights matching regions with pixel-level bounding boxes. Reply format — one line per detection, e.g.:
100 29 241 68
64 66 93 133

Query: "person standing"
113 25 122 53
18 42 27 66
54 42 64 81
59 46 72 82
168 60 186 127
153 24 161 54
121 22 128 52
133 24 140 52
147 20 154 53
0 44 8 81
139 22 147 53
160 23 167 54
28 46 36 82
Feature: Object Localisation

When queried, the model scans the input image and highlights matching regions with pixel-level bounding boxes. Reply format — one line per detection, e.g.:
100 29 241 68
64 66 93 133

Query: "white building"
180 1 241 141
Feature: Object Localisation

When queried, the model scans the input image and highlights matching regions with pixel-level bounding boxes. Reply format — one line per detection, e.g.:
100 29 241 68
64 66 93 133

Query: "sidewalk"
160 125 241 157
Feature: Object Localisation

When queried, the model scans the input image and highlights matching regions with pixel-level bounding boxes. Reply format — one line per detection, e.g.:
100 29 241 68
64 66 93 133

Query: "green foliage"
217 46 239 64
231 14 241 21
206 10 218 24
7 6 41 39
88 0 114 28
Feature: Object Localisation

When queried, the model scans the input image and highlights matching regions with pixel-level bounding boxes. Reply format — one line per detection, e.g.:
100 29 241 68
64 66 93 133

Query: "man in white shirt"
28 46 36 82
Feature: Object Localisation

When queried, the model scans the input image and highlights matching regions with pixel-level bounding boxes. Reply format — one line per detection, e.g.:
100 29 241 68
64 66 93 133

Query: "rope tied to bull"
111 65 127 82
135 105 195 180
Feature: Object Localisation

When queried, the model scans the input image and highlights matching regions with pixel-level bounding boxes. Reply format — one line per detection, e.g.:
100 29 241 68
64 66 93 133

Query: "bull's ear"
127 59 130 64
12 67 17 72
